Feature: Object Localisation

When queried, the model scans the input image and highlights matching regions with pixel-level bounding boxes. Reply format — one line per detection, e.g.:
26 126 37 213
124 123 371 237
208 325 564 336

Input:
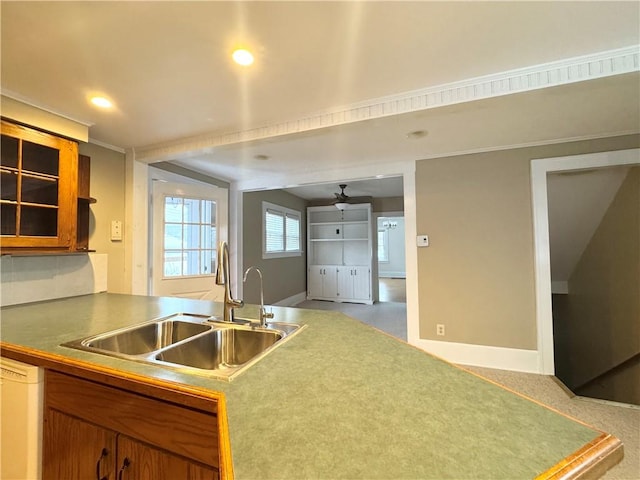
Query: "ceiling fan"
334 184 351 210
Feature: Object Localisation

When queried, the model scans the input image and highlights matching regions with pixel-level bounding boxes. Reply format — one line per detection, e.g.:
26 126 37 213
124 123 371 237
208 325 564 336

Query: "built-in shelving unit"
306 204 376 304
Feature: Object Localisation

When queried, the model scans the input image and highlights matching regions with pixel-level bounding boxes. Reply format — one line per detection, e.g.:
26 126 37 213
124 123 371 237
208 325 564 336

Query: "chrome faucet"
243 266 274 327
215 241 244 322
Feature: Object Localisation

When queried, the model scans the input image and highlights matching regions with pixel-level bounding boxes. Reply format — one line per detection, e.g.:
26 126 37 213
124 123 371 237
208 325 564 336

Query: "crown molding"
135 45 640 163
88 137 126 154
1 90 94 127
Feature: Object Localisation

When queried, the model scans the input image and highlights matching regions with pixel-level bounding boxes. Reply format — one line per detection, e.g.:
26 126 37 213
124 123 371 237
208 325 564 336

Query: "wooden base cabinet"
43 371 219 480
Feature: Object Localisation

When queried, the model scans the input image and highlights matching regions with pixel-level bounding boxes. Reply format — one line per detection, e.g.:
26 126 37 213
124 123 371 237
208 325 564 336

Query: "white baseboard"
379 272 406 278
273 291 307 307
410 338 541 374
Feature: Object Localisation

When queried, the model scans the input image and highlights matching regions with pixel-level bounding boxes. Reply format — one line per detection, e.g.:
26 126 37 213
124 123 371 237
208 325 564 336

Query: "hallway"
295 278 407 340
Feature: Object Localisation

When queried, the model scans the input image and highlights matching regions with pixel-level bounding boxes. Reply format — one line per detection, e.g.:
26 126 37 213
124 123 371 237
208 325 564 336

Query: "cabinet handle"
118 457 130 480
95 448 108 480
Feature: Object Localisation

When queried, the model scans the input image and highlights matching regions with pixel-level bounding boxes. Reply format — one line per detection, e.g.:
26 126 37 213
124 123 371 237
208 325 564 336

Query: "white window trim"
262 201 302 259
161 195 217 279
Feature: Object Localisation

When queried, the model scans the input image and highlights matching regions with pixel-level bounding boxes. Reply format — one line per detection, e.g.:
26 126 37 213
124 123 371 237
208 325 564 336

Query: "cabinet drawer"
45 370 219 468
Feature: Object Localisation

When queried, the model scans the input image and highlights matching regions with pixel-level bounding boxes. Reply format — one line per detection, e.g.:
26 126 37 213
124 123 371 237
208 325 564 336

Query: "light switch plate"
416 235 429 247
110 220 123 241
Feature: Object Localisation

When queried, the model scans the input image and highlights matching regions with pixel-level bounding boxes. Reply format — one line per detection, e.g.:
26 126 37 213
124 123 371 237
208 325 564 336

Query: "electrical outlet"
436 324 445 336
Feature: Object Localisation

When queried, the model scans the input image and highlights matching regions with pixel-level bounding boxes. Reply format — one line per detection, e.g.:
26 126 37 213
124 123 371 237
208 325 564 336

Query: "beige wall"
415 134 640 350
563 167 640 389
242 190 308 305
78 143 127 293
373 196 404 213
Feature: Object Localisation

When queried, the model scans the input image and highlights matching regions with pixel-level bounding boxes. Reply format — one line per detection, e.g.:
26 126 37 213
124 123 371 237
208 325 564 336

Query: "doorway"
376 213 406 304
150 180 228 299
548 165 639 405
288 179 408 340
531 148 639 376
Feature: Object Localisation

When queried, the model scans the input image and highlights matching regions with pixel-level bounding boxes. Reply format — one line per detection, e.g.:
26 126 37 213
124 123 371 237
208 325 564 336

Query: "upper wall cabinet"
0 120 93 254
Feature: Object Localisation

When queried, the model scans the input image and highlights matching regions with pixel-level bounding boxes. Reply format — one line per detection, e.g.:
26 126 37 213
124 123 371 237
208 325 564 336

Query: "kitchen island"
0 293 622 479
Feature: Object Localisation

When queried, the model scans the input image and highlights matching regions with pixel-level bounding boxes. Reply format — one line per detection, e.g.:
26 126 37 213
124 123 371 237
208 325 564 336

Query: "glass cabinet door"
0 120 78 250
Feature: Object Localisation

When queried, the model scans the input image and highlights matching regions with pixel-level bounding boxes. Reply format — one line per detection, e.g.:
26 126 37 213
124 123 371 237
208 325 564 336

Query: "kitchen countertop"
0 293 620 479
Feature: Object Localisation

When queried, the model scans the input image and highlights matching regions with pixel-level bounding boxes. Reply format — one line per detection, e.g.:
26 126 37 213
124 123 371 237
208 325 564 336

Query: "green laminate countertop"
1 293 605 479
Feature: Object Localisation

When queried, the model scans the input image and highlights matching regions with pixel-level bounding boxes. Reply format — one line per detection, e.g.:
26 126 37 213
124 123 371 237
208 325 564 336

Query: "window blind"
285 213 300 251
265 209 284 252
263 202 301 256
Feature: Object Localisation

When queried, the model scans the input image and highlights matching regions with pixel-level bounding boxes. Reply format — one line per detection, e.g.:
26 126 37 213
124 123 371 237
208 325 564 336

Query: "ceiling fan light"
335 202 350 210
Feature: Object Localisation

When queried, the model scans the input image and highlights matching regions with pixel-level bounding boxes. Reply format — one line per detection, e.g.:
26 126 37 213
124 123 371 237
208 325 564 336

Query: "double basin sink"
64 313 305 381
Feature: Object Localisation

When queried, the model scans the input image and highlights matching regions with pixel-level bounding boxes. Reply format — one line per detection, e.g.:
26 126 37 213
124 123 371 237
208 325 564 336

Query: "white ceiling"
284 176 405 201
1 1 639 198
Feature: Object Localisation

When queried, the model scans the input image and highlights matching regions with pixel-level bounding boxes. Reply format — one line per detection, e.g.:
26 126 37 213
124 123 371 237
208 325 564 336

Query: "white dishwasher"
0 357 43 480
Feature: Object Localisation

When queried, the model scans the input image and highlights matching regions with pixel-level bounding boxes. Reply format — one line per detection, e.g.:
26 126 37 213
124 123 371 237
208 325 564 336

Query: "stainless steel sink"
83 318 211 355
62 313 305 381
156 326 282 370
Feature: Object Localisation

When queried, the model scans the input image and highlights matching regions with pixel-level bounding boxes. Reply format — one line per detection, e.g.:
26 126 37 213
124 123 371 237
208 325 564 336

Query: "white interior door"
151 181 228 300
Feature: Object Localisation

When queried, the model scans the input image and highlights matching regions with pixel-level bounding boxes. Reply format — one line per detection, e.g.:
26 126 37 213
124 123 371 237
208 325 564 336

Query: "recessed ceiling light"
254 154 269 161
232 49 254 66
90 96 113 109
406 130 428 139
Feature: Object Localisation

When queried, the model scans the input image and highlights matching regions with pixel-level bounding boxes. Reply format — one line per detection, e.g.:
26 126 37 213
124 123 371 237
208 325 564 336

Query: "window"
263 201 301 258
163 196 217 277
378 229 389 262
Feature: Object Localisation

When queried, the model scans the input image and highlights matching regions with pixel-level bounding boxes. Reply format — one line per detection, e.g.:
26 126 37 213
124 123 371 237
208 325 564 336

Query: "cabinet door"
1 120 78 250
323 266 338 297
43 408 116 480
352 266 371 301
308 266 338 299
116 435 217 480
336 267 354 300
308 266 324 298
